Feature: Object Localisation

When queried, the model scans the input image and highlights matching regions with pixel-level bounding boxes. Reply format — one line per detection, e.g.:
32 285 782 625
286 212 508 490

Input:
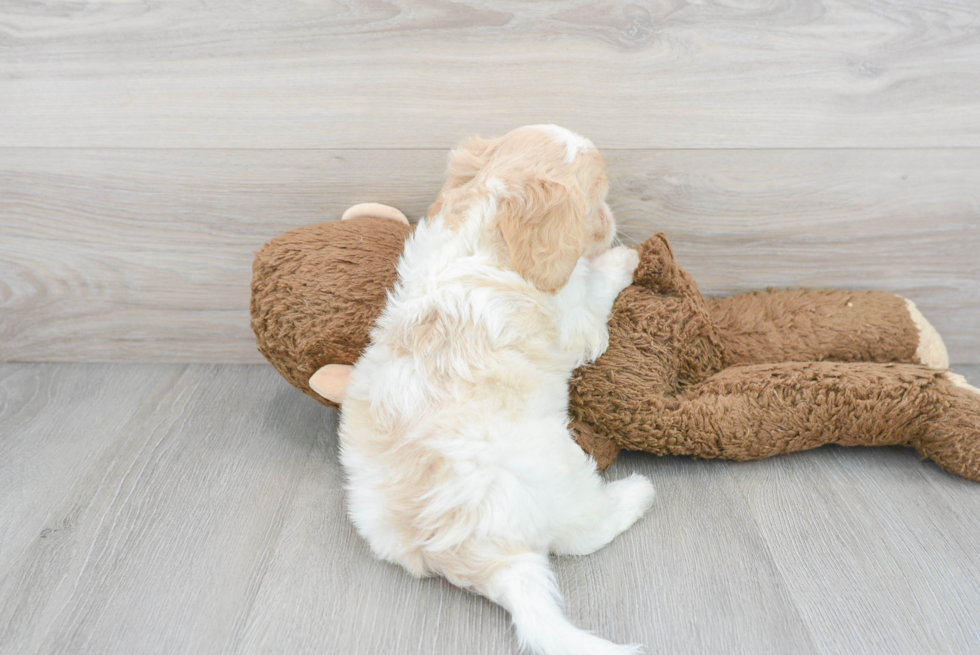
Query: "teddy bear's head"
250 210 414 408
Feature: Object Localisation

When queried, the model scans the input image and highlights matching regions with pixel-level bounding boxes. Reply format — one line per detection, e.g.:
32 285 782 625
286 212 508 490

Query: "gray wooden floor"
2 362 979 655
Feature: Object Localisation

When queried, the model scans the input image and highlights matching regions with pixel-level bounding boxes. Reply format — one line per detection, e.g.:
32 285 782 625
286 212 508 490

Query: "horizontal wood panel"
1 147 977 363
1 0 979 148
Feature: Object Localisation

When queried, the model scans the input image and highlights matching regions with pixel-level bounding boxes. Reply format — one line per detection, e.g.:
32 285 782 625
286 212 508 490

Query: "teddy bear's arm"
705 289 948 369
608 361 980 481
628 233 948 370
570 421 622 471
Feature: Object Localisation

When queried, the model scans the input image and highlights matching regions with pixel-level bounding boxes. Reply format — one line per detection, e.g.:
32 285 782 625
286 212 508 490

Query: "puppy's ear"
497 174 586 294
446 136 491 187
427 136 491 218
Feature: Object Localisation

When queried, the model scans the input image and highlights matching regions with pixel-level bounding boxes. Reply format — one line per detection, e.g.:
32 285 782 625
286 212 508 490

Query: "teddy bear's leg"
920 371 980 480
706 289 948 369
569 420 622 471
610 361 979 481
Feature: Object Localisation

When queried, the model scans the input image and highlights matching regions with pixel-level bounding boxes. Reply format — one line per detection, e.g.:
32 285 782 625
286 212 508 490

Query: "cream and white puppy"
339 125 655 655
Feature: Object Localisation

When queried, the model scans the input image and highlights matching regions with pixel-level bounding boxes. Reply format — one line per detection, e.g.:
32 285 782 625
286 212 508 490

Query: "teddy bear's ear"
309 364 352 404
341 203 409 225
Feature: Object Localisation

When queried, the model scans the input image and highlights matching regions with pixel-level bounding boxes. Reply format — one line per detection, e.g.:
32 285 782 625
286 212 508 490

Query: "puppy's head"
429 125 615 294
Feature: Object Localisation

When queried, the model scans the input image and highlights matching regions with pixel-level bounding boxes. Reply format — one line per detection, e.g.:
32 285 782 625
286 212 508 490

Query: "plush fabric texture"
251 218 980 481
250 217 413 408
709 288 919 367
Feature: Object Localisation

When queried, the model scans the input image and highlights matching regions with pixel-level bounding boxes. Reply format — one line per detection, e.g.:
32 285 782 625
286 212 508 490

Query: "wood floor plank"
1 363 979 653
233 438 815 654
559 455 818 655
2 1 979 148
231 404 518 655
0 364 326 655
2 148 977 364
0 364 175 580
242 363 972 654
727 428 980 653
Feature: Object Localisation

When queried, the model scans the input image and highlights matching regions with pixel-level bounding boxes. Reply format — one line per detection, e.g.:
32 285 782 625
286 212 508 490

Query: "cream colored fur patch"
904 297 949 369
945 371 980 397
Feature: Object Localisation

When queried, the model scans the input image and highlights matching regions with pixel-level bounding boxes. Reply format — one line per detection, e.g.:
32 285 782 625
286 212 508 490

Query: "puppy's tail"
477 551 642 655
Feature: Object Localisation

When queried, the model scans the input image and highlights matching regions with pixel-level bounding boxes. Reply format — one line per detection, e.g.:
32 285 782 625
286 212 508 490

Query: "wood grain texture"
556 458 818 655
0 148 445 363
0 364 327 655
1 363 979 654
0 364 169 583
2 148 977 364
728 448 980 654
237 427 820 655
1 0 979 148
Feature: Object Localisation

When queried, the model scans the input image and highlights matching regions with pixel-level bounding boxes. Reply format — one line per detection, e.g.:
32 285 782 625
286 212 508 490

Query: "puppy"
339 125 655 655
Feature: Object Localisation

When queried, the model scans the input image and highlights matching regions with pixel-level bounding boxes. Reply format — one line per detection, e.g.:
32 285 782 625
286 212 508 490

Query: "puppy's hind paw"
607 473 656 531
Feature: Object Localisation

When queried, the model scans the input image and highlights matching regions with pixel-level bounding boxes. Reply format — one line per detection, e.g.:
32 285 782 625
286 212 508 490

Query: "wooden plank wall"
1 1 978 364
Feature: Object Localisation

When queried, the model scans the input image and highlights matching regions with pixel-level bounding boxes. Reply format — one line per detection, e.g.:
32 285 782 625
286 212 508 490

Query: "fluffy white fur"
339 126 655 655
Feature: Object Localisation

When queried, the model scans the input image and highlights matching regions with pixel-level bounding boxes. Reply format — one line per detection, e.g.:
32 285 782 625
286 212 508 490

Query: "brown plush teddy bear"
251 204 980 481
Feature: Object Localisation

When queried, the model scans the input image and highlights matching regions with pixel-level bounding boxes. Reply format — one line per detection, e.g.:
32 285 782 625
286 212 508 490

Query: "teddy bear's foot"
901 297 950 369
914 371 980 482
341 202 409 225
